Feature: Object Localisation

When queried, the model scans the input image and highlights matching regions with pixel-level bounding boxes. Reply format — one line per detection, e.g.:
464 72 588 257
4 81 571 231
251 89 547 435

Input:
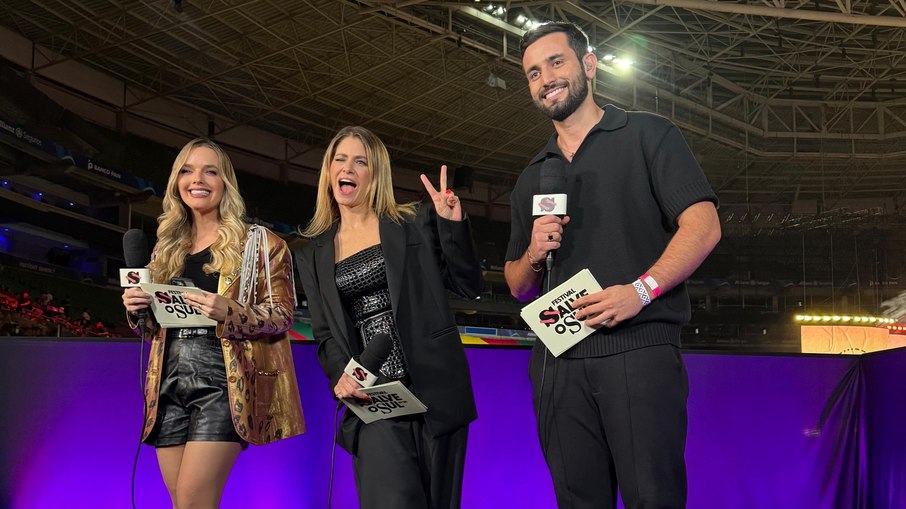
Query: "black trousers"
353 416 468 509
530 344 688 509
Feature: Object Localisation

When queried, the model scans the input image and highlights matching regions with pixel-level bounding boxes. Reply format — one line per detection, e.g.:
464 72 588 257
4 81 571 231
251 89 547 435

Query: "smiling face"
177 146 225 217
522 32 592 122
329 136 372 211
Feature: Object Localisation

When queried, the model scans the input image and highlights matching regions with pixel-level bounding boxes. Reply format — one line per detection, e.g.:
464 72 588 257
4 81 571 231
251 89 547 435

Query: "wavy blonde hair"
302 126 416 237
149 138 247 283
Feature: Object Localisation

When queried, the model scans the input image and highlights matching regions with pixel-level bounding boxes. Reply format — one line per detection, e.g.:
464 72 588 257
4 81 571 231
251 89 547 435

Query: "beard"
533 72 589 122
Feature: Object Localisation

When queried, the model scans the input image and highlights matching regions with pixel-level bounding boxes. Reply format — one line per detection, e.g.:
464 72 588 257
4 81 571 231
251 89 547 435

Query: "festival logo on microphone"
126 271 143 285
119 268 150 287
352 367 369 383
537 196 558 213
532 193 568 216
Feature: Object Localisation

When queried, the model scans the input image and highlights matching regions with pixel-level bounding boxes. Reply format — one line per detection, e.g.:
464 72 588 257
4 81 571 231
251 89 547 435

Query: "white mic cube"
344 358 379 388
532 193 568 216
119 268 151 287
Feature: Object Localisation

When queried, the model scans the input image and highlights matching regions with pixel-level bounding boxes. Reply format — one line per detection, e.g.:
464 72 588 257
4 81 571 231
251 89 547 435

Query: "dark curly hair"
519 21 591 63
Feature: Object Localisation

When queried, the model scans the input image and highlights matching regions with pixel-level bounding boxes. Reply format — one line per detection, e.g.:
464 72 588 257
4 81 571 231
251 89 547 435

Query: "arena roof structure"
1 0 905 235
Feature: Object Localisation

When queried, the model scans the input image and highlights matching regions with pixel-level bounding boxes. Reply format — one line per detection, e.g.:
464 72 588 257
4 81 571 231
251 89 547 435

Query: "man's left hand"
572 284 644 328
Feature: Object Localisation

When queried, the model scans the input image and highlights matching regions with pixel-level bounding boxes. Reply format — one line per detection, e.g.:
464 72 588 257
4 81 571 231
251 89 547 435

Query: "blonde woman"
121 138 305 508
297 126 482 508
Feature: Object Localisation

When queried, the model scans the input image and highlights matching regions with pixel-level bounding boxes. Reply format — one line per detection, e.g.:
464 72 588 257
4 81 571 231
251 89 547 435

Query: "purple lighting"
0 340 902 509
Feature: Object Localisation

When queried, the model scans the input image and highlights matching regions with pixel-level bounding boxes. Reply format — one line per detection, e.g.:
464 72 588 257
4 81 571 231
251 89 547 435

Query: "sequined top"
335 244 408 379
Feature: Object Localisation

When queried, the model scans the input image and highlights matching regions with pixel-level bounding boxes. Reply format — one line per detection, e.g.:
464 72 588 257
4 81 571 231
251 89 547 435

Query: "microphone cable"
535 253 557 443
327 400 344 509
131 318 149 509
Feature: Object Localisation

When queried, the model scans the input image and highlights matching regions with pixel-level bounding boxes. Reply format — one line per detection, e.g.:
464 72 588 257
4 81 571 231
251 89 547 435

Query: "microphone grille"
539 158 566 195
359 333 394 374
123 229 150 267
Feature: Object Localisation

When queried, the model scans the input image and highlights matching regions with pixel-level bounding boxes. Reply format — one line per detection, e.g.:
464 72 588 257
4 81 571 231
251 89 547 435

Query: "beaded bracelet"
632 279 651 306
526 250 544 273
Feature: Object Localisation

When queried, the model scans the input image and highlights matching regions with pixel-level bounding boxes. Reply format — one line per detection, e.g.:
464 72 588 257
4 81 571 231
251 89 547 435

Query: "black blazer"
297 205 482 449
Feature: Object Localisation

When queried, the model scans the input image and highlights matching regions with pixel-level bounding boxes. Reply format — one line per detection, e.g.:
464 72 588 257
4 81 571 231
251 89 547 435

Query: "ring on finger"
548 233 554 241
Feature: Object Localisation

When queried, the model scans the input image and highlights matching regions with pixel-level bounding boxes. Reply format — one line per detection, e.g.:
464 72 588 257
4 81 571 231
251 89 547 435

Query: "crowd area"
0 286 130 338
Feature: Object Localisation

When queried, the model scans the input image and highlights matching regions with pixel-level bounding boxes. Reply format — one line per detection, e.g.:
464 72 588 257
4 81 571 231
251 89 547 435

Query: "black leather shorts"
145 330 246 448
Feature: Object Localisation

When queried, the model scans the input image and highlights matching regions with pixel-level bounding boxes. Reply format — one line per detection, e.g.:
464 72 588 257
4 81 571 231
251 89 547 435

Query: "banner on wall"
0 116 163 195
800 325 906 354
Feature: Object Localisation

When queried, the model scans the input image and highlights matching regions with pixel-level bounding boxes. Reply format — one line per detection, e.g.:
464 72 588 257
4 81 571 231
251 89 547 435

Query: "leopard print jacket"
131 226 305 445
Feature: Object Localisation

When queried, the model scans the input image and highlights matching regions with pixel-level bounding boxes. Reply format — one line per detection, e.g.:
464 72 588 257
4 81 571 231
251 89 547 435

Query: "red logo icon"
538 196 557 212
126 270 143 285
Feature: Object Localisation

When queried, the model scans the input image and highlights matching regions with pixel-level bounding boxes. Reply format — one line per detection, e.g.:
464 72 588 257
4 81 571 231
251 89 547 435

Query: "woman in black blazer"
297 126 482 508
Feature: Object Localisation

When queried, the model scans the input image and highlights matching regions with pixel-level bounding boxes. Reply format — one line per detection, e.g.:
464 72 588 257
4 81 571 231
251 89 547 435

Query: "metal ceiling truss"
1 0 905 231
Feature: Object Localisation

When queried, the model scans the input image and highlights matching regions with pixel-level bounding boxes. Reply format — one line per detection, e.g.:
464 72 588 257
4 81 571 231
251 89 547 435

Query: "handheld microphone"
329 333 392 509
532 158 568 265
531 159 568 444
122 228 152 509
122 229 151 328
343 333 394 388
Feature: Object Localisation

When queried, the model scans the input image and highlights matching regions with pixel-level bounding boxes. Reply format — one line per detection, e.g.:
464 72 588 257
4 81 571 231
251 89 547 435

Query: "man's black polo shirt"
506 104 718 357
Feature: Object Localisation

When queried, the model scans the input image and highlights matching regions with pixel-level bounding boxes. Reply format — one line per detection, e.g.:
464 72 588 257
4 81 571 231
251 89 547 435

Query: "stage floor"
1 338 902 508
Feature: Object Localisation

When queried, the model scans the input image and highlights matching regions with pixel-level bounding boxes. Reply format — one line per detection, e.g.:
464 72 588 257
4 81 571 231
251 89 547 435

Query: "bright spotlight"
615 58 633 70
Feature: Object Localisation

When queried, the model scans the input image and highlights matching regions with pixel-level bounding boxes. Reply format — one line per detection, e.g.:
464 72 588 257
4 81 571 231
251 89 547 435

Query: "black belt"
167 327 216 340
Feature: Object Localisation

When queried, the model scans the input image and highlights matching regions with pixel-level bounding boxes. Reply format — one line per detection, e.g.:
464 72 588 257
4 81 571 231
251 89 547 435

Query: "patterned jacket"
132 226 305 445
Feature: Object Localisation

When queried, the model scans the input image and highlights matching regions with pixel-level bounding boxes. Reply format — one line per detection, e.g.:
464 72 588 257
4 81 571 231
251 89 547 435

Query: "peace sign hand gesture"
420 165 463 222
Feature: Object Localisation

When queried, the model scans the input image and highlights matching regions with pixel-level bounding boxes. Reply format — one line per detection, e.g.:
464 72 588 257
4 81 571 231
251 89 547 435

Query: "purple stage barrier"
1 339 902 509
863 348 906 509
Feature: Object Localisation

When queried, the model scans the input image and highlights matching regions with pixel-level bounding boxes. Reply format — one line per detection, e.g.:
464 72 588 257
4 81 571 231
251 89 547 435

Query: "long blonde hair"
302 126 416 237
149 138 247 283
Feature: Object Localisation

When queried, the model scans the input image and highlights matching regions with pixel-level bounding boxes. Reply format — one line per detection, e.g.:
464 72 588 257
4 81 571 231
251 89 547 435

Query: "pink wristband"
640 273 661 299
